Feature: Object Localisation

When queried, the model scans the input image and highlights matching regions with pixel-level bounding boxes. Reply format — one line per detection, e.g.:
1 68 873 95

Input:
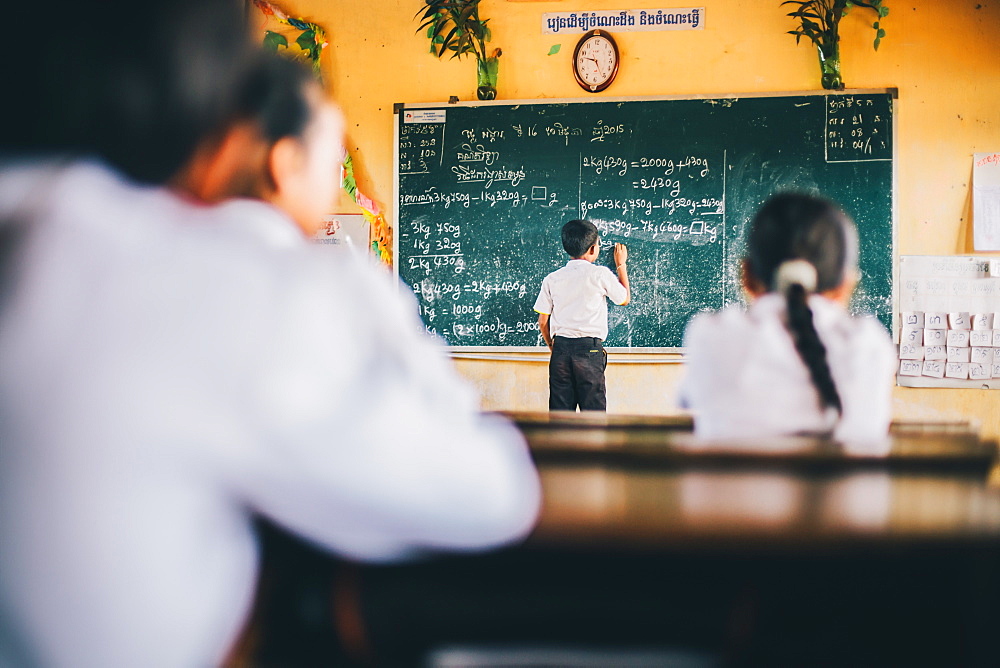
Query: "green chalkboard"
395 90 894 349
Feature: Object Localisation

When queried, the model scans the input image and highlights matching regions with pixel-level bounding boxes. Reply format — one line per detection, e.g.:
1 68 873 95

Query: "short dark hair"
238 54 318 144
561 219 599 258
3 0 257 186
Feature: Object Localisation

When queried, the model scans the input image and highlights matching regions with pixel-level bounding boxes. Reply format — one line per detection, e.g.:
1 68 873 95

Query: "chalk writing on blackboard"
396 93 894 349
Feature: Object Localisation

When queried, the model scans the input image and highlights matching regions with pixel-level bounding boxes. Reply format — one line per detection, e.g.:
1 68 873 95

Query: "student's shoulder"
683 304 750 345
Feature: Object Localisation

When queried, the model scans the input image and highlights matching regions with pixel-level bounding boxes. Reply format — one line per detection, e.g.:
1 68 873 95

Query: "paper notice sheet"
973 152 1000 251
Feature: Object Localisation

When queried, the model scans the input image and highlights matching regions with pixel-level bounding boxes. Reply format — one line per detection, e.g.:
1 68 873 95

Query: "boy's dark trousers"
548 336 607 411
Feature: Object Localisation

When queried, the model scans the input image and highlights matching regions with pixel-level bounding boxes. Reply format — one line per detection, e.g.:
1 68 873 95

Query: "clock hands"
574 30 618 92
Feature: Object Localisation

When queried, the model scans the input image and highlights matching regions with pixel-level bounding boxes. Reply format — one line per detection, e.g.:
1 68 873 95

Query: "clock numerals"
573 30 619 93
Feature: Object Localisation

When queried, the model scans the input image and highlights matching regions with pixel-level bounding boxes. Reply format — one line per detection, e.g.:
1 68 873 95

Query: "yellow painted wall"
270 0 1000 439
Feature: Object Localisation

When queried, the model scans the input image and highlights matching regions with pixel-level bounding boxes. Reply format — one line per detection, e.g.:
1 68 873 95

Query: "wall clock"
572 29 619 93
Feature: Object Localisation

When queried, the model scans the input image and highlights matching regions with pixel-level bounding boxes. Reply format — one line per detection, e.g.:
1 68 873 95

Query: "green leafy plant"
782 0 889 90
415 0 501 100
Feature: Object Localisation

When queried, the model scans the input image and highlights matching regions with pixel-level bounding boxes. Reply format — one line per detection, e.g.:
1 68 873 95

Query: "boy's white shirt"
534 259 628 340
679 293 896 449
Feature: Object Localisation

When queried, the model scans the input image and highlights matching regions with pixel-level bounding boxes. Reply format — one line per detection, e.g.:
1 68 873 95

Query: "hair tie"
775 259 818 294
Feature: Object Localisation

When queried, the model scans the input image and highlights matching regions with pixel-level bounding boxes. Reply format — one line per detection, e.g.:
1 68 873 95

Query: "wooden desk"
503 411 998 475
237 418 1000 667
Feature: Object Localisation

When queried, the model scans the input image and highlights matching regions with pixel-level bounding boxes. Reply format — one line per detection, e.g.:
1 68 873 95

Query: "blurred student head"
742 191 859 303
176 54 346 236
4 0 257 186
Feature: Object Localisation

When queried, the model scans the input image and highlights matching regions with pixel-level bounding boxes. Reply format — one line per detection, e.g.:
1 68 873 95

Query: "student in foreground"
173 52 342 241
534 219 630 411
679 192 895 444
0 2 539 666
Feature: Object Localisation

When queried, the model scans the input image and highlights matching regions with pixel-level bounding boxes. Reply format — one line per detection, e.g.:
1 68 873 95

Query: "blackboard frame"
393 88 898 353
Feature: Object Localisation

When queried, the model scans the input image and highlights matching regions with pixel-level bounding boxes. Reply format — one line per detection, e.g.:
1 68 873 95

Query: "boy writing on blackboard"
534 219 630 411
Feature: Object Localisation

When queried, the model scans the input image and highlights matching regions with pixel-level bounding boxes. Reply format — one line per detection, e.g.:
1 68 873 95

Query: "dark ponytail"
747 192 858 417
784 282 843 415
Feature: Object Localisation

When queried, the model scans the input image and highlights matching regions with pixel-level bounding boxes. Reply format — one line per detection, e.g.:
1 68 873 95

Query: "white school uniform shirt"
678 293 896 447
0 161 540 668
533 259 628 340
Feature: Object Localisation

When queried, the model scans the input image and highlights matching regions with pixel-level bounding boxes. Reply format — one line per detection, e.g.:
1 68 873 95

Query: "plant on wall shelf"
782 0 889 90
416 0 501 100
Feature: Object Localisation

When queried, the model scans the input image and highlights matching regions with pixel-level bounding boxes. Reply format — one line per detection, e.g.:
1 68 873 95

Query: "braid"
784 283 843 415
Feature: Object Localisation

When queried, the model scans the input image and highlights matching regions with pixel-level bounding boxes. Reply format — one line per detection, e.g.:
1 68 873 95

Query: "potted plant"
782 0 889 90
416 0 501 100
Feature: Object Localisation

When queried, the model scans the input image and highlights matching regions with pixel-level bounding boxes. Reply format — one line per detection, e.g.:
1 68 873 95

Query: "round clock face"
573 29 619 93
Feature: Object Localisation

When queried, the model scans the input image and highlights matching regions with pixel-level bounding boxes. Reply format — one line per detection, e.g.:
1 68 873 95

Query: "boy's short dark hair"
561 219 599 258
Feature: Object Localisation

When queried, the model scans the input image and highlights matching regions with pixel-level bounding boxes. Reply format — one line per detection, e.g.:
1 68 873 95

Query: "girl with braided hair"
679 192 896 445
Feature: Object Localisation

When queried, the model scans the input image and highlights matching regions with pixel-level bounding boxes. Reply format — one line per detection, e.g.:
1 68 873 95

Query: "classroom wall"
274 0 1000 439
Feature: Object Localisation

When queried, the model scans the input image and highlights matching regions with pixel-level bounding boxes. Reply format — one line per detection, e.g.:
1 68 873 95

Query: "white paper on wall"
897 256 1000 388
311 214 369 254
974 152 1000 251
